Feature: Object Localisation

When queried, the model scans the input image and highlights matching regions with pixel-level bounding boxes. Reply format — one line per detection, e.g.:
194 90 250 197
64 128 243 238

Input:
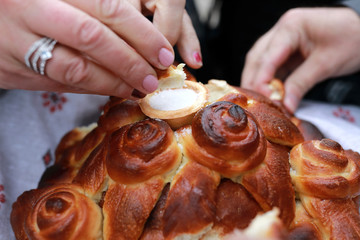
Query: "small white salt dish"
139 80 208 130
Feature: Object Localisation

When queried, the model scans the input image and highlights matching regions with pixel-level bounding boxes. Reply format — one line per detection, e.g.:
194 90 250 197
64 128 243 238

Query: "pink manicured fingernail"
193 52 202 64
143 75 158 92
159 48 174 67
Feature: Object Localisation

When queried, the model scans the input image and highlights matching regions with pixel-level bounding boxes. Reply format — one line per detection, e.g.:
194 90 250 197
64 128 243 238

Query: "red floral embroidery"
333 107 355 123
42 149 53 166
0 184 5 209
42 92 67 113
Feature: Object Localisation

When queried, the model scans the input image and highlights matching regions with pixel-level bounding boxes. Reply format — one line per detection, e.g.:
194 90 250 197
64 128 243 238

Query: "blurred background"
178 0 360 106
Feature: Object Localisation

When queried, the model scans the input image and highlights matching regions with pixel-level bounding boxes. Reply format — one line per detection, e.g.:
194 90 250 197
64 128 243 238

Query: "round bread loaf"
11 65 360 240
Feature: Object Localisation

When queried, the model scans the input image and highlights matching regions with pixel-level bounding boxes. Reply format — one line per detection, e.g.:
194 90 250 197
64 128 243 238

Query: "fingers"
126 0 141 11
283 53 330 113
176 11 203 69
65 0 174 69
241 11 307 107
241 30 276 93
242 25 300 93
22 0 175 96
140 0 202 69
10 0 199 98
13 34 139 99
151 0 186 46
45 44 139 99
15 31 140 99
242 25 308 113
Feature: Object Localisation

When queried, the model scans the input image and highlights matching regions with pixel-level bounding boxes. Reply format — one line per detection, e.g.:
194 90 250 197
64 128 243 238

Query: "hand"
127 0 203 69
0 0 201 99
241 7 360 112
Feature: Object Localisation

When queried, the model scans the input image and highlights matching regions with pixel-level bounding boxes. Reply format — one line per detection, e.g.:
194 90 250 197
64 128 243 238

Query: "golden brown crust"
290 139 360 198
72 127 106 168
288 202 322 240
291 117 324 141
38 163 77 188
11 70 360 239
97 99 146 133
103 177 165 240
39 127 106 187
11 184 102 240
241 141 296 228
55 126 93 162
106 119 182 184
101 96 125 113
177 101 267 177
300 196 360 240
213 179 263 235
140 184 170 240
162 160 221 239
72 140 108 199
220 90 304 147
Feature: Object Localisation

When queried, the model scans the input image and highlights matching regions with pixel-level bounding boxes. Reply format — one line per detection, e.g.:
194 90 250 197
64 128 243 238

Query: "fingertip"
158 48 175 69
175 10 203 69
142 74 158 93
284 93 299 114
192 51 203 67
182 51 203 69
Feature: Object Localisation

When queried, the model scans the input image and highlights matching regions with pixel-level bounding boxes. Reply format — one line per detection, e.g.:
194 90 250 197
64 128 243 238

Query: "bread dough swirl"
106 118 181 184
300 196 360 240
290 139 360 198
220 90 303 147
180 101 267 177
10 184 102 240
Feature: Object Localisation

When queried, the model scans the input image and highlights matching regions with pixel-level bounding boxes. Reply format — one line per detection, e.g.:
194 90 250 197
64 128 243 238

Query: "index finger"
151 0 186 46
24 0 161 94
242 25 300 96
65 0 175 70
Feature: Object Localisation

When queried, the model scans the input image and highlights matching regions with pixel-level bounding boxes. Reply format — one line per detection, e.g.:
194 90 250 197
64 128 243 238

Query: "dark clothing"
183 0 360 106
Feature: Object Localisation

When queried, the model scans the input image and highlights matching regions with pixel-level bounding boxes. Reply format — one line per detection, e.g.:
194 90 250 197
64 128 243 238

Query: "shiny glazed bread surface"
11 184 102 240
290 139 360 199
10 75 360 240
178 101 267 177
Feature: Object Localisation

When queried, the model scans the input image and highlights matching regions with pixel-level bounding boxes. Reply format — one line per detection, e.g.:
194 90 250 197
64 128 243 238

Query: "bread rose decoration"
106 118 182 184
290 138 360 198
10 184 102 240
178 101 267 177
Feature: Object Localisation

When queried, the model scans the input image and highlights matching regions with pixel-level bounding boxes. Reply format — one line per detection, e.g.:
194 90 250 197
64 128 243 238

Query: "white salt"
149 89 198 111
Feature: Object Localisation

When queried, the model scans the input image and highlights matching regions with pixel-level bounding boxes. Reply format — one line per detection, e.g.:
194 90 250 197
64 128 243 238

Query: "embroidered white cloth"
0 90 108 240
0 90 359 239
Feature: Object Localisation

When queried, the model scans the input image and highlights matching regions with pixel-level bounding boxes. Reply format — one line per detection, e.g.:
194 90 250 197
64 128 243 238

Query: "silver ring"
24 37 57 75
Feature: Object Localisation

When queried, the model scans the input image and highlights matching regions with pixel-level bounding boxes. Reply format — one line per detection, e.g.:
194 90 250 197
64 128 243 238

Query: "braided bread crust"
220 89 303 147
11 184 102 240
290 139 360 199
178 101 267 177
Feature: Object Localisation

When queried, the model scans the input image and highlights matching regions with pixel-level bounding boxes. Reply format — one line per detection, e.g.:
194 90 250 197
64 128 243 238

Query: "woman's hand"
241 7 360 112
0 0 201 99
127 0 203 69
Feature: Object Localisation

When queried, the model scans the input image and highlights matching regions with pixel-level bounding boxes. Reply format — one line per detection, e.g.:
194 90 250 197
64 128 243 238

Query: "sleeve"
341 0 360 15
